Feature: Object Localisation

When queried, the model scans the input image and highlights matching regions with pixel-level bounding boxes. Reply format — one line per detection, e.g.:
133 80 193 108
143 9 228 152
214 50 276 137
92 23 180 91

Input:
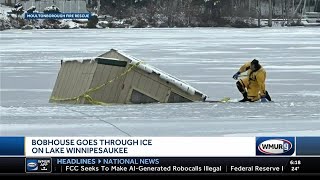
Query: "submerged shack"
50 49 207 104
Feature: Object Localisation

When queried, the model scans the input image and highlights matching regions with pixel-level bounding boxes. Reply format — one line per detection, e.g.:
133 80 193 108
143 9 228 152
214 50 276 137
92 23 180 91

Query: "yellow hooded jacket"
238 61 266 101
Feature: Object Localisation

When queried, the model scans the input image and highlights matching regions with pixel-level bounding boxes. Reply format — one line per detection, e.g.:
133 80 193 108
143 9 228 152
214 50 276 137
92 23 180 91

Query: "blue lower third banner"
0 137 24 156
25 13 91 19
296 137 320 155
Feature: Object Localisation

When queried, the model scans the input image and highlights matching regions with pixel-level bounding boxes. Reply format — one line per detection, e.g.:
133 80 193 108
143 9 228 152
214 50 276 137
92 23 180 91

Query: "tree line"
94 0 319 27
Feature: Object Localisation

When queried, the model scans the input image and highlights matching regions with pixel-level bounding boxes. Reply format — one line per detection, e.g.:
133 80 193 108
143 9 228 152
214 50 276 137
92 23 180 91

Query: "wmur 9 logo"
256 137 295 155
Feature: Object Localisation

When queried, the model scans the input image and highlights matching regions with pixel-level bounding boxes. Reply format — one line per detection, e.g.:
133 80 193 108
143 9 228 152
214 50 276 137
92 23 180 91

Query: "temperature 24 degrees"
291 167 300 172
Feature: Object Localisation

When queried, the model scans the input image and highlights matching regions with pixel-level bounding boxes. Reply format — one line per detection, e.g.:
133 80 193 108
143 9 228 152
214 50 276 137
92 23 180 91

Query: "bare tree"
268 0 273 27
302 0 306 15
292 0 303 18
255 0 262 27
285 0 289 24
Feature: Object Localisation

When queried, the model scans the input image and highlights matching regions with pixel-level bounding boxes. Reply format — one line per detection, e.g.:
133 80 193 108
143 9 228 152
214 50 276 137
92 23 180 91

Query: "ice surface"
1 28 320 136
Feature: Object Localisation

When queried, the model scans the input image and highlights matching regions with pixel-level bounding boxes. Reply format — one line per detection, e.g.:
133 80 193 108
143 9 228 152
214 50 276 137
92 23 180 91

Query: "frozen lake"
1 27 320 136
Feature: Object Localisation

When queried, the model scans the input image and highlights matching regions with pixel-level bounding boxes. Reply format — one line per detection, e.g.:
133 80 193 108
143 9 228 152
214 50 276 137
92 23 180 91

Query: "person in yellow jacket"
232 59 271 102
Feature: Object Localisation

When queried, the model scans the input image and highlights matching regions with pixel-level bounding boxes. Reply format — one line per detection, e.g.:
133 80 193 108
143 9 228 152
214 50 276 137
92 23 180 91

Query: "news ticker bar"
0 157 319 174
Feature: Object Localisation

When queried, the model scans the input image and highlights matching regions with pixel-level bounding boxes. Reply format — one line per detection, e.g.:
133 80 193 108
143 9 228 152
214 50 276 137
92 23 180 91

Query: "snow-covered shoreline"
3 3 317 32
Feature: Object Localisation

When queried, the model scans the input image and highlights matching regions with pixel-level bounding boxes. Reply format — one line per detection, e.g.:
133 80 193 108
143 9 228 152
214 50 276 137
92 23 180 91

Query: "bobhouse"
50 49 207 105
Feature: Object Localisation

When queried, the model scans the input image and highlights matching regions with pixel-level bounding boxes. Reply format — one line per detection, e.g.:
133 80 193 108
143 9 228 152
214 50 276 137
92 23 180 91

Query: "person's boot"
265 91 272 101
239 92 249 102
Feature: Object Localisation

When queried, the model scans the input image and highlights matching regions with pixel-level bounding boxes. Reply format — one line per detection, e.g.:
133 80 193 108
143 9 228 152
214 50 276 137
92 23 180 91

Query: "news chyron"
256 137 295 156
